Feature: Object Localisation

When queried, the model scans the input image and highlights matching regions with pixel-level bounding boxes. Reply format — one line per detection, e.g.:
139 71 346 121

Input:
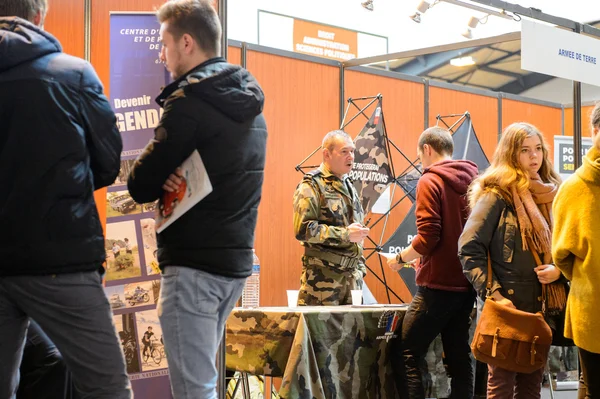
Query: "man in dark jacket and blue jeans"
386 127 478 398
0 1 131 398
127 1 267 398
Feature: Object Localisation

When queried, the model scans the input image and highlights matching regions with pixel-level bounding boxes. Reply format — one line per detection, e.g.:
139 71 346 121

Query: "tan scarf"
510 173 557 262
511 173 566 314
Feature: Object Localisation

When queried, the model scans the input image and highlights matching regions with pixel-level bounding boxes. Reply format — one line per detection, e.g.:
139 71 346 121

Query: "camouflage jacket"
293 164 365 259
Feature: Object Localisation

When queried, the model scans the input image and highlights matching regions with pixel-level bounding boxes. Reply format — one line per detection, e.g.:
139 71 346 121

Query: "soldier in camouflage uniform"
293 130 370 306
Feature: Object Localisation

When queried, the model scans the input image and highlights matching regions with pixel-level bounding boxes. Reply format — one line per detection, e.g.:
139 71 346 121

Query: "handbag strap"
485 253 493 298
525 236 547 314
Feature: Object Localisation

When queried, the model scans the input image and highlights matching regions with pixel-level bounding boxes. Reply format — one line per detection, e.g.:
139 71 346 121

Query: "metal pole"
497 93 503 142
84 0 91 62
241 41 247 69
573 24 583 170
218 0 227 60
339 64 345 128
573 81 583 169
424 79 429 130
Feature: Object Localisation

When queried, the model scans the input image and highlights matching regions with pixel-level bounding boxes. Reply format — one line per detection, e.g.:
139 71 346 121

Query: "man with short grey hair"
0 1 131 398
293 129 370 305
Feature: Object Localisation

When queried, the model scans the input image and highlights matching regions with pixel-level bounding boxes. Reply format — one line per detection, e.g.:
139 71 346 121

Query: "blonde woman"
552 103 600 399
458 122 562 398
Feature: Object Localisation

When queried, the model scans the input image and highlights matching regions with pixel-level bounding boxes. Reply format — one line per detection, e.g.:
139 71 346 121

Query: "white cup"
286 290 299 307
351 289 363 305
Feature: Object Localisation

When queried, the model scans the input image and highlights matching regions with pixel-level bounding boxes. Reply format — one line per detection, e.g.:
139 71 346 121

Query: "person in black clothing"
0 1 131 398
18 320 78 399
124 238 133 255
142 326 154 360
127 1 267 397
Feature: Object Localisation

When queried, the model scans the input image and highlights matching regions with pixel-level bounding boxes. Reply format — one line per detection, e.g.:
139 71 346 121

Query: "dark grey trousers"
0 271 133 399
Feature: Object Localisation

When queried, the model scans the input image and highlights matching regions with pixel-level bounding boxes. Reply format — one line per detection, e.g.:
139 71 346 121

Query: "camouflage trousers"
298 256 365 306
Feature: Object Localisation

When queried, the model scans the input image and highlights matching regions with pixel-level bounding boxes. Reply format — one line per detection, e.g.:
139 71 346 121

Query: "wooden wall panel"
429 87 498 161
344 70 426 304
45 0 85 58
502 99 562 157
228 46 241 66
564 105 595 138
245 52 340 307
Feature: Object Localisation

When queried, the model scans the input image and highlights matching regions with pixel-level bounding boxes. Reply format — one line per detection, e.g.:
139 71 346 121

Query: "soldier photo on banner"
349 99 394 214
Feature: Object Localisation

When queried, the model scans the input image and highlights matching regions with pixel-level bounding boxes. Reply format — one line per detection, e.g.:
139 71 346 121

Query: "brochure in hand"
155 150 212 233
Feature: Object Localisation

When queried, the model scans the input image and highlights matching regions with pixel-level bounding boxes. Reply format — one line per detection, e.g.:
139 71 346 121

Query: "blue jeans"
158 266 246 399
0 271 132 399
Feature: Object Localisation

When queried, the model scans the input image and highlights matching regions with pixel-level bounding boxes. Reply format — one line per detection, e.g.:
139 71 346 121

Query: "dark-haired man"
127 1 267 398
387 127 478 398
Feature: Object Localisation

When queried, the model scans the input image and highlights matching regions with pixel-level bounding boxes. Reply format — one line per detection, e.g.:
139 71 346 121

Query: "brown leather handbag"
471 254 552 374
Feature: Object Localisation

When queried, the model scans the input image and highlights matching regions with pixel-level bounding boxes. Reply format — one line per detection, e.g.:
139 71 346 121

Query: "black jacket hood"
0 17 61 72
156 57 265 123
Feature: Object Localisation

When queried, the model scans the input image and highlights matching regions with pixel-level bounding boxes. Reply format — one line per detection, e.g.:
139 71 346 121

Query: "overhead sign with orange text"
258 11 388 62
292 19 358 61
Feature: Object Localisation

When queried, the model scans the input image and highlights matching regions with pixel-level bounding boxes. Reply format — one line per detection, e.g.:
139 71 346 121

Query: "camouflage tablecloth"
226 305 408 399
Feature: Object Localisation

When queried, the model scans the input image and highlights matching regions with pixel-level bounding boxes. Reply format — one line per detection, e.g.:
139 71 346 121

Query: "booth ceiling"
370 21 600 94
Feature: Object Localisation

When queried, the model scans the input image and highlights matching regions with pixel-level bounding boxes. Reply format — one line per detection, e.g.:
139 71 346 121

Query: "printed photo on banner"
141 200 158 214
111 159 136 188
105 221 142 282
124 281 154 308
107 190 141 218
140 218 160 275
136 309 168 372
104 284 126 310
114 313 141 374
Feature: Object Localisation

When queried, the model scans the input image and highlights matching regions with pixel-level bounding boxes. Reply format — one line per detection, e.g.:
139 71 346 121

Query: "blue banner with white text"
108 13 172 398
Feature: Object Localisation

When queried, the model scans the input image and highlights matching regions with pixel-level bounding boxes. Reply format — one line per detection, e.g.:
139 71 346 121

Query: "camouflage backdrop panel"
348 99 393 214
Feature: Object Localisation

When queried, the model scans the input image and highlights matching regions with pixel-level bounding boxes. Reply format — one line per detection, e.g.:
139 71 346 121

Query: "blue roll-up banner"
106 13 172 398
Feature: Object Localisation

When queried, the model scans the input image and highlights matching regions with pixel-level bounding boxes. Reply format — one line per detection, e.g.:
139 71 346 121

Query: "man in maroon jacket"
387 127 478 398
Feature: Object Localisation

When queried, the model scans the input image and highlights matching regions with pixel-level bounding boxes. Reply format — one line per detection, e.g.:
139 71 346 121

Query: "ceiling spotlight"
461 15 487 39
409 1 431 23
361 0 374 11
409 13 422 23
461 28 473 39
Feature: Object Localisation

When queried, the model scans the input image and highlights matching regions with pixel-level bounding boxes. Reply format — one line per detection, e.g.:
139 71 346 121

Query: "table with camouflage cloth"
226 305 411 399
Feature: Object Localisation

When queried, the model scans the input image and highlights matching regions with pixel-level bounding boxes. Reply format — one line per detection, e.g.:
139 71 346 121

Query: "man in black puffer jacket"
127 1 267 398
0 1 131 398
